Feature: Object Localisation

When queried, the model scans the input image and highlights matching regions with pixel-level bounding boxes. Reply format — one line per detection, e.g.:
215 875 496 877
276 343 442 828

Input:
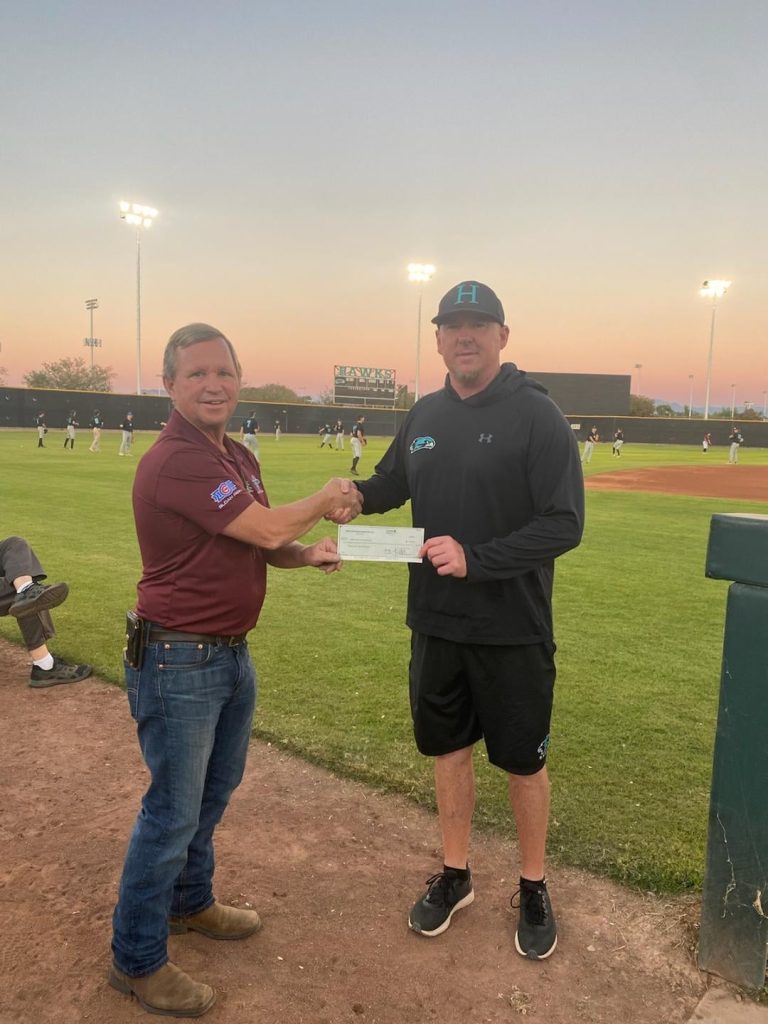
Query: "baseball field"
3 428 767 894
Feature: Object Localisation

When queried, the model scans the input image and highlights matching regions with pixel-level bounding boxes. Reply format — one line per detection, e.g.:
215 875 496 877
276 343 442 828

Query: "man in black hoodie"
351 281 584 960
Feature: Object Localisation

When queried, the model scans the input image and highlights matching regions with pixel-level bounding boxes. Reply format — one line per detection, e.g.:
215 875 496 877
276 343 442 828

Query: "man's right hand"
323 478 363 523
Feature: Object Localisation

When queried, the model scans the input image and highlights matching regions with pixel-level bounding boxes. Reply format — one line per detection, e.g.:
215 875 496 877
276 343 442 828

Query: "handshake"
323 477 364 525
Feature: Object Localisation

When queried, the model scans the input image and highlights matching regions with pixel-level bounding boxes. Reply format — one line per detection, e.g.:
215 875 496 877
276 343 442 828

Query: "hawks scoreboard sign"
333 365 397 407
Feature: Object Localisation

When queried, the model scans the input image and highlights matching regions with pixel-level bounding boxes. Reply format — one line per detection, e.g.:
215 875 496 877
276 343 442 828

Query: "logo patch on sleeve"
211 479 239 504
409 436 436 454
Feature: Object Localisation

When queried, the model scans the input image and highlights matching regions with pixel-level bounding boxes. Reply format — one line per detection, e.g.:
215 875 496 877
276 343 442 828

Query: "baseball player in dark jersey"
89 410 104 452
119 413 135 456
581 426 599 464
240 412 260 460
349 416 366 474
728 428 743 464
64 411 79 449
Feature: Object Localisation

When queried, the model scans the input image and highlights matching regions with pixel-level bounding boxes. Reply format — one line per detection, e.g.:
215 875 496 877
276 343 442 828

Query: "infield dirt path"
586 464 768 501
0 638 755 1024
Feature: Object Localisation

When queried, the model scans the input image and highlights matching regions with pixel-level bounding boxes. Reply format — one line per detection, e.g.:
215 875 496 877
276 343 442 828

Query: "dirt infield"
586 465 768 501
1 637 756 1024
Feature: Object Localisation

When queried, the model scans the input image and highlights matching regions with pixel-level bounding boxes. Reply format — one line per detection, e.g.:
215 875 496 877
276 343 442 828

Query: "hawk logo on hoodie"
409 436 435 454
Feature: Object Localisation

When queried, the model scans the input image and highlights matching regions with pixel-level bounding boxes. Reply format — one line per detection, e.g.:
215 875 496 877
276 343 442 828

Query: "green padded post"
698 513 768 989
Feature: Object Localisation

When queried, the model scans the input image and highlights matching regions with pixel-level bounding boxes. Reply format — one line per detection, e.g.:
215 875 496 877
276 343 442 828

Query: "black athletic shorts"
408 632 556 775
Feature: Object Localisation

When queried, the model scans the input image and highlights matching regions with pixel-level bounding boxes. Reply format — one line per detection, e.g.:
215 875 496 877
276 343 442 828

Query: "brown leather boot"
108 961 216 1017
169 900 262 940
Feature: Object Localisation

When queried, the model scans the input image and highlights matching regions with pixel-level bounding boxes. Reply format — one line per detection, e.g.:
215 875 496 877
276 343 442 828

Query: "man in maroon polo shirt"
131 412 271 636
109 323 362 1018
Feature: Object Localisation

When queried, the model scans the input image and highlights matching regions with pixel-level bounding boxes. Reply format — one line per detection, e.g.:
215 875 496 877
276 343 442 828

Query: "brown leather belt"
147 628 247 647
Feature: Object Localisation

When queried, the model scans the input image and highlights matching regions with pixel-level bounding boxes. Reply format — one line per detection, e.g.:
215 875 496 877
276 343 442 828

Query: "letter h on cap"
454 284 479 305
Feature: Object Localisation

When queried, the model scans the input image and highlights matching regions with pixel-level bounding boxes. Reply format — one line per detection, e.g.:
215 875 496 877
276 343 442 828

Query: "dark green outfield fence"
2 371 627 438
0 385 406 437
564 414 768 447
2 380 766 445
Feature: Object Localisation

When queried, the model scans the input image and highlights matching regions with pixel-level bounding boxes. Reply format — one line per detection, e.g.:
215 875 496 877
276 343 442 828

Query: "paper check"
337 525 424 563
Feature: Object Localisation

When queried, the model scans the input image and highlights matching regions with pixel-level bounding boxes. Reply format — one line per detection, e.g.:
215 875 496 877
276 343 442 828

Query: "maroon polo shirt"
133 409 270 635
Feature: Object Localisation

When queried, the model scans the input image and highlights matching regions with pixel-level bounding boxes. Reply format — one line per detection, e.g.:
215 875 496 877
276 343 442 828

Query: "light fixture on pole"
700 279 731 421
633 363 643 394
83 298 102 369
730 383 736 421
119 201 159 395
407 263 436 402
688 374 694 418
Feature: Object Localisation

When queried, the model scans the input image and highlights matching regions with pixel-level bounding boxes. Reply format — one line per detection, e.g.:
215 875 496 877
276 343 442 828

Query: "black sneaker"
512 879 557 960
408 868 474 937
29 657 93 689
9 581 69 619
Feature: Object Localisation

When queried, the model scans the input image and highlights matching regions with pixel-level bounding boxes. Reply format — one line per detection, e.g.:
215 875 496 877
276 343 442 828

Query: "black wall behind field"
566 416 768 447
0 371 630 437
526 371 630 416
18 378 768 445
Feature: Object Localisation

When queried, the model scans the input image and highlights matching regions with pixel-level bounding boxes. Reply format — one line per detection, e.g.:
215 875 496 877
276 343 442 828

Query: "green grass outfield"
2 428 767 893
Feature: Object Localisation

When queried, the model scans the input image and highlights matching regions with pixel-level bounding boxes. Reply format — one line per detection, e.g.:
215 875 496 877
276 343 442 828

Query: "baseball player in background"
64 411 79 450
581 426 599 464
240 412 260 460
349 416 366 475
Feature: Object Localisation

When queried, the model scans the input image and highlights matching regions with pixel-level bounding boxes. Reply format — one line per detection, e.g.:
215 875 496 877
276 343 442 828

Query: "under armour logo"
478 433 493 443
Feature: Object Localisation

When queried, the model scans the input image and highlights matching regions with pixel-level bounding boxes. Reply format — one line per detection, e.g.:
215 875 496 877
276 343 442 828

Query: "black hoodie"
355 363 584 645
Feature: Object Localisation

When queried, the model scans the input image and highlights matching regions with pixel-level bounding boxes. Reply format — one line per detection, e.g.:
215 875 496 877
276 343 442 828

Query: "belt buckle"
227 636 239 647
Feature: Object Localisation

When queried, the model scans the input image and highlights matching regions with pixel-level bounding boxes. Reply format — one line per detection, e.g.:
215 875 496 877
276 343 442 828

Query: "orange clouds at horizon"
2 275 764 413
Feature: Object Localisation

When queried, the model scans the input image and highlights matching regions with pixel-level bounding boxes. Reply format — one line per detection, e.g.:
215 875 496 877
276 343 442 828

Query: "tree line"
10 358 418 408
630 394 763 419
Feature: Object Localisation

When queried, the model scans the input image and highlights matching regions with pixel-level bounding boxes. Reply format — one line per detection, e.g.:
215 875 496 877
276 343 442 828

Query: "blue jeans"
111 638 256 977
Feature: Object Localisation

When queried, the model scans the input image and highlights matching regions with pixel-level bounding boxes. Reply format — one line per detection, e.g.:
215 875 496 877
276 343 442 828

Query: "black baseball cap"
431 281 505 326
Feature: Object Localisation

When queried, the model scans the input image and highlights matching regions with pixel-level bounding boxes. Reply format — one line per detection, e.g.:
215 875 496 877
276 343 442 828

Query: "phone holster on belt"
125 610 147 670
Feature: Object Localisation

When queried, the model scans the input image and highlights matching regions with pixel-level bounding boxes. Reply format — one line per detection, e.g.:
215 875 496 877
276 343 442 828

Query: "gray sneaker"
9 581 69 618
512 879 558 960
408 868 474 936
29 657 92 689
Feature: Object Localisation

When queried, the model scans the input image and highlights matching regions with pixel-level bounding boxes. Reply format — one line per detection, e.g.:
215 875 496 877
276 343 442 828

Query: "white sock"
33 654 55 671
16 580 34 594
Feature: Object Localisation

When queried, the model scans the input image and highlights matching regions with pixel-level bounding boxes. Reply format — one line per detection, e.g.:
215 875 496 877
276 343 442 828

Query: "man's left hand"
419 535 467 578
305 537 343 574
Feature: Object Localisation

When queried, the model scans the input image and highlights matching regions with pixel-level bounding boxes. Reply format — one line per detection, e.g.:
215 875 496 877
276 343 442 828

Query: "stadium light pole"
730 383 736 421
119 201 159 395
633 363 643 394
83 298 101 369
407 263 436 402
763 390 767 420
700 279 731 421
687 374 694 418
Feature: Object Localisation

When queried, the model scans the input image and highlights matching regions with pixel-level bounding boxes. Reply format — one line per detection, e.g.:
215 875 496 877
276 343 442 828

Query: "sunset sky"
2 1 766 410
